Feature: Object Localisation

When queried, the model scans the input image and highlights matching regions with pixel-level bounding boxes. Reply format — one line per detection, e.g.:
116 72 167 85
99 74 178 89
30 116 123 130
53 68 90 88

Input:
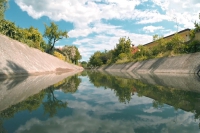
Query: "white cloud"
152 0 200 28
75 33 152 60
143 25 164 33
71 22 152 60
14 0 200 60
15 0 170 29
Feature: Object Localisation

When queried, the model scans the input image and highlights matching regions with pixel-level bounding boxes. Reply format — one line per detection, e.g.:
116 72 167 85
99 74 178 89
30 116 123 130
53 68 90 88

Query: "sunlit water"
0 71 200 133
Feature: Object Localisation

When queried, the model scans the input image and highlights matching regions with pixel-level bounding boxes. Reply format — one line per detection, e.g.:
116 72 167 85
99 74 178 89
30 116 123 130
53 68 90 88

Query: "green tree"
88 51 103 67
81 61 87 68
74 46 82 64
0 20 47 52
0 0 8 21
194 21 200 33
190 21 200 39
61 45 81 64
153 34 159 41
43 22 68 52
114 37 132 57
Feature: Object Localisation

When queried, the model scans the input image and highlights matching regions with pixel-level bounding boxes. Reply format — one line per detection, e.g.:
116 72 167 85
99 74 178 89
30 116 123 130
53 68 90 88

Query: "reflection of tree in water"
88 71 200 122
81 70 88 76
43 74 81 117
0 91 45 119
0 90 45 133
60 74 81 94
53 74 81 94
43 86 67 117
88 71 133 104
0 120 7 133
0 74 81 130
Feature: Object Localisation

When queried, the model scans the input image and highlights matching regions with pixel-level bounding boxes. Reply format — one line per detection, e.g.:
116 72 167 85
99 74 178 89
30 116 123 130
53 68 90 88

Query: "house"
131 44 139 54
143 28 191 48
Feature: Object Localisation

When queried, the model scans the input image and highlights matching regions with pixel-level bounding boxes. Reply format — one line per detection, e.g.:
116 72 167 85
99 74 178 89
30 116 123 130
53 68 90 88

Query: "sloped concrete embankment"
0 34 83 77
104 52 200 74
0 70 81 111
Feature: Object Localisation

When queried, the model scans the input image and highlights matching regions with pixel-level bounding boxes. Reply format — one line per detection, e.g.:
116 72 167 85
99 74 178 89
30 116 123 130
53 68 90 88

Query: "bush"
185 40 200 53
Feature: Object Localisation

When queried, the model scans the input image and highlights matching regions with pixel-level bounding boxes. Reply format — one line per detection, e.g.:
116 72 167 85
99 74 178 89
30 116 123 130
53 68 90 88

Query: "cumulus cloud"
143 25 164 33
152 0 200 28
71 22 152 60
14 0 200 60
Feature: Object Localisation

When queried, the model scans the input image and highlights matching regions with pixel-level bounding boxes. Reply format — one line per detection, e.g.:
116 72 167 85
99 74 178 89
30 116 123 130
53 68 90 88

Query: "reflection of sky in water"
3 76 200 133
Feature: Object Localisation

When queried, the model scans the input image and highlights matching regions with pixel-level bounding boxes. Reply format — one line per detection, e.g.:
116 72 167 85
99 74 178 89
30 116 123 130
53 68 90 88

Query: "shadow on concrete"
149 57 167 72
197 65 200 78
0 60 29 90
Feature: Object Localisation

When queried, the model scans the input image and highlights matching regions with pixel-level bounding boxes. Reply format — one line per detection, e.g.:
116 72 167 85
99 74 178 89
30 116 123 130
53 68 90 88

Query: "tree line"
0 0 81 65
88 23 200 68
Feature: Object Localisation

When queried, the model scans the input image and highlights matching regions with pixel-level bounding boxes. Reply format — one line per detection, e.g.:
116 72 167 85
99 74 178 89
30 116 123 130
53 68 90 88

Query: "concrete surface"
104 52 200 74
0 34 83 77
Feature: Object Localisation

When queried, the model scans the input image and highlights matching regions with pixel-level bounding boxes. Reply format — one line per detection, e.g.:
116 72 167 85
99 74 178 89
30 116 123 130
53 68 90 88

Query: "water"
0 71 200 133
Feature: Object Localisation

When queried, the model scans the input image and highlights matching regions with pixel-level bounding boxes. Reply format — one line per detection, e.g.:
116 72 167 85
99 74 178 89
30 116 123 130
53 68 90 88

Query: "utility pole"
173 17 178 32
199 13 200 19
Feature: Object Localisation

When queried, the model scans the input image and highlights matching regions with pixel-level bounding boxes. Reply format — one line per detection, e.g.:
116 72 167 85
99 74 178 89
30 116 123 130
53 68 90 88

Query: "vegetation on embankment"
0 0 81 65
88 22 200 68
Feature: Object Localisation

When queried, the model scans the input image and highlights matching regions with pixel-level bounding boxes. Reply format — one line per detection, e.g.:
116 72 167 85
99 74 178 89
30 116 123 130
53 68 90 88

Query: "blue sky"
5 0 200 61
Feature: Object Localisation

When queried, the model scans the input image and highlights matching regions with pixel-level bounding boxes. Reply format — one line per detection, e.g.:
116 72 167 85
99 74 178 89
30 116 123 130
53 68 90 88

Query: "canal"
0 70 200 133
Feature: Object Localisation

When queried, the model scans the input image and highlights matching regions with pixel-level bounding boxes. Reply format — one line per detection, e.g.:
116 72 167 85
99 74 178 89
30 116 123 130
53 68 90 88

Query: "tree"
153 34 159 41
43 22 68 52
114 37 132 63
194 21 200 33
0 19 48 52
190 21 200 39
114 37 132 56
81 61 87 68
0 0 8 21
61 45 81 64
88 51 104 67
74 47 82 64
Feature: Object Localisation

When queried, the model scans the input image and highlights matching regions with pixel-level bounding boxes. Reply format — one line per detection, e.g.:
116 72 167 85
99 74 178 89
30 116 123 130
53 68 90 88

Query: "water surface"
0 71 200 133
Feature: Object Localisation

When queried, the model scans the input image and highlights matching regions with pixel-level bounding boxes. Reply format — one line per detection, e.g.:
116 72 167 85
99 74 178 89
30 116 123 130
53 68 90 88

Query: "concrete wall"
103 52 200 74
0 34 83 77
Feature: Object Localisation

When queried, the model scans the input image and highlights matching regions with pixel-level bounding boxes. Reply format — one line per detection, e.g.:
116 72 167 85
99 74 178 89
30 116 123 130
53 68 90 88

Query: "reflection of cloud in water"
72 78 153 106
14 76 200 133
65 81 153 116
66 94 153 116
15 113 136 133
143 107 163 113
15 111 198 133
